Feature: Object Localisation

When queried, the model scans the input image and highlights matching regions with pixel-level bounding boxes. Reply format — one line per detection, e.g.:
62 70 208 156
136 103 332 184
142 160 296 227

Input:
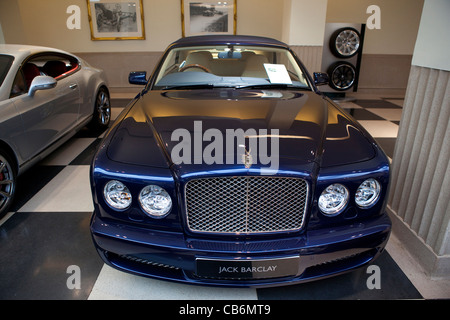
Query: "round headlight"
318 184 349 215
139 185 172 218
355 178 381 208
104 180 132 210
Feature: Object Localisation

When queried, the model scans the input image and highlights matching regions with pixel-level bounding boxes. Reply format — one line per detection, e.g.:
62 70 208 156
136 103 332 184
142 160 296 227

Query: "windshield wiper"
161 84 215 90
235 84 306 90
160 83 308 91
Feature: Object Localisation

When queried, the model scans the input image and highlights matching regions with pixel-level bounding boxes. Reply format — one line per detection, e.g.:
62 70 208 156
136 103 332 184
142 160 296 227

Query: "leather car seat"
183 51 213 72
241 54 269 78
43 60 67 78
22 63 41 88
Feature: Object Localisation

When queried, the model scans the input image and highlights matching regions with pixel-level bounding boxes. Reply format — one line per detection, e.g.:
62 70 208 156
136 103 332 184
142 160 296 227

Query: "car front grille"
185 176 308 234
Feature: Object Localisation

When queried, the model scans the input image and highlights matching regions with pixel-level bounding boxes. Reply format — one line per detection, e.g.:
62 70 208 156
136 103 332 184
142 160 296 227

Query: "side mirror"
129 71 147 85
313 72 329 86
28 76 57 96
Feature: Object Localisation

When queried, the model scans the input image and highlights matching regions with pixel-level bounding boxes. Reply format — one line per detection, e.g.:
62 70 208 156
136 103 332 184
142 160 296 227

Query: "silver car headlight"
104 180 132 210
355 178 381 208
318 183 349 215
139 185 172 218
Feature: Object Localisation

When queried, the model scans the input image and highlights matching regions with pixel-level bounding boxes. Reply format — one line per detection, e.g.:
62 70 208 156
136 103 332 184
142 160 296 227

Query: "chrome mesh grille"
185 176 308 234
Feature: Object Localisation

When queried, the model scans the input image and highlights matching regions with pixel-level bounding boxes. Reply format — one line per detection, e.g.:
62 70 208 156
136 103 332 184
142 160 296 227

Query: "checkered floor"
339 98 404 159
0 95 427 300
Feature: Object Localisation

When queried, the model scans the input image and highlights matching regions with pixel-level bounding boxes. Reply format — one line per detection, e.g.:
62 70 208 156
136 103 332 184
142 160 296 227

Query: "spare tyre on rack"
329 27 361 58
327 61 356 91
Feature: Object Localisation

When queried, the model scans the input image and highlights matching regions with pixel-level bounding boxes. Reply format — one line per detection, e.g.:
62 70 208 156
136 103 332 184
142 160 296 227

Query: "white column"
388 0 450 278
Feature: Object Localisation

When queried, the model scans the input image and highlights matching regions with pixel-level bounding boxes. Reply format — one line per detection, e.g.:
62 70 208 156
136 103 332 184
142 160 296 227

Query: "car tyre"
329 27 361 58
327 61 356 91
90 87 111 132
0 151 16 219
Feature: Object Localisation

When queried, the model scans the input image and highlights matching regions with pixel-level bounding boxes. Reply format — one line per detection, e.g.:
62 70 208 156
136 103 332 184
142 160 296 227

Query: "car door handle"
69 84 78 89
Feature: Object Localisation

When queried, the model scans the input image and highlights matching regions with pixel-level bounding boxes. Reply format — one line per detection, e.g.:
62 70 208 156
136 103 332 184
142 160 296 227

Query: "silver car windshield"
0 55 14 88
153 45 310 90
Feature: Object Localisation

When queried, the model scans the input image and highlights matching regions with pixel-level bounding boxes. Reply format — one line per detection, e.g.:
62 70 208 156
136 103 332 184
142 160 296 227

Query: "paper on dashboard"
264 64 292 84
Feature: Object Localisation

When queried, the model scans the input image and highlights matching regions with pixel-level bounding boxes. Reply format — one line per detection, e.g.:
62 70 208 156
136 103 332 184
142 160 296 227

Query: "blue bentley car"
90 35 391 287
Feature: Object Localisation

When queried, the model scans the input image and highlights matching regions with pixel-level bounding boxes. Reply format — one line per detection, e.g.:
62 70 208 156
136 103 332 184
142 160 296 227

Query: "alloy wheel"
97 89 111 126
0 154 15 218
328 61 356 91
330 27 361 58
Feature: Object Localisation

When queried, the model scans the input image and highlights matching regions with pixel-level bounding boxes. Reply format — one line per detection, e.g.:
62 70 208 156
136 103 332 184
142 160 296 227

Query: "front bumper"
90 213 391 287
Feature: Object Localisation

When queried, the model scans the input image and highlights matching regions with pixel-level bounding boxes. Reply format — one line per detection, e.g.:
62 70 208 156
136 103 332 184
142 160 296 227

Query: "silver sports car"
0 44 111 217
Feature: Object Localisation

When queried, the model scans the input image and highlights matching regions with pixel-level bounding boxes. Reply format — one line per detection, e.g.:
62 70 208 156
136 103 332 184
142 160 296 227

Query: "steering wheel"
179 64 211 73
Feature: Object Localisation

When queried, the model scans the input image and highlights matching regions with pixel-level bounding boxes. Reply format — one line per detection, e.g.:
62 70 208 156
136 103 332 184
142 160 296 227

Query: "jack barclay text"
219 265 278 274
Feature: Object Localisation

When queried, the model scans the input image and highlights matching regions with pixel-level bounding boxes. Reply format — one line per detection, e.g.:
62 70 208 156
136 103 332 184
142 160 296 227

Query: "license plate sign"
196 256 299 280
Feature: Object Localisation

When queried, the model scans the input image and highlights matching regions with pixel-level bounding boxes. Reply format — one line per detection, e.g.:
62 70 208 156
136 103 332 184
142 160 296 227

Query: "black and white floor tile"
338 98 403 160
0 94 444 300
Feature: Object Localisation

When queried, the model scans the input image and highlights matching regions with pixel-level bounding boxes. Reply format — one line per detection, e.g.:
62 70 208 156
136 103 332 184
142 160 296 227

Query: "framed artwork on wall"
181 0 237 37
87 0 145 40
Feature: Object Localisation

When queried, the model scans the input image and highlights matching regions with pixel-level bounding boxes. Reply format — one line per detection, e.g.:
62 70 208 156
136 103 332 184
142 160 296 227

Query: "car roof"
168 35 290 49
0 44 72 61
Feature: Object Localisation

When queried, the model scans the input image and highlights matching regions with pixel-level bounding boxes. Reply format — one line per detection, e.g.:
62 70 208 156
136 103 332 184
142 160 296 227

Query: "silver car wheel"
0 153 15 217
97 89 111 126
330 27 361 58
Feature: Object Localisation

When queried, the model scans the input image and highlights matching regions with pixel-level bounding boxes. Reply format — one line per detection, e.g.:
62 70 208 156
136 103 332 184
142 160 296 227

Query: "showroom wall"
282 0 327 76
326 0 422 55
0 0 286 90
0 0 286 52
0 0 181 52
326 0 424 92
0 0 424 92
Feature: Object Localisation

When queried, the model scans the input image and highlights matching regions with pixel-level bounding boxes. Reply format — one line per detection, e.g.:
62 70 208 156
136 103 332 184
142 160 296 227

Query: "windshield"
0 55 14 88
153 45 311 90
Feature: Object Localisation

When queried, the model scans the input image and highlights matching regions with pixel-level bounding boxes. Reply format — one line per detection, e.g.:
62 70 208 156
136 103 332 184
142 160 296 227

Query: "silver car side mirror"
28 76 57 96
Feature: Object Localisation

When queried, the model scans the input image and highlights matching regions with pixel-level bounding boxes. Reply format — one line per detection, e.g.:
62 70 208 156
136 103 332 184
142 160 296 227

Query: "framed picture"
87 0 145 40
181 0 237 37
